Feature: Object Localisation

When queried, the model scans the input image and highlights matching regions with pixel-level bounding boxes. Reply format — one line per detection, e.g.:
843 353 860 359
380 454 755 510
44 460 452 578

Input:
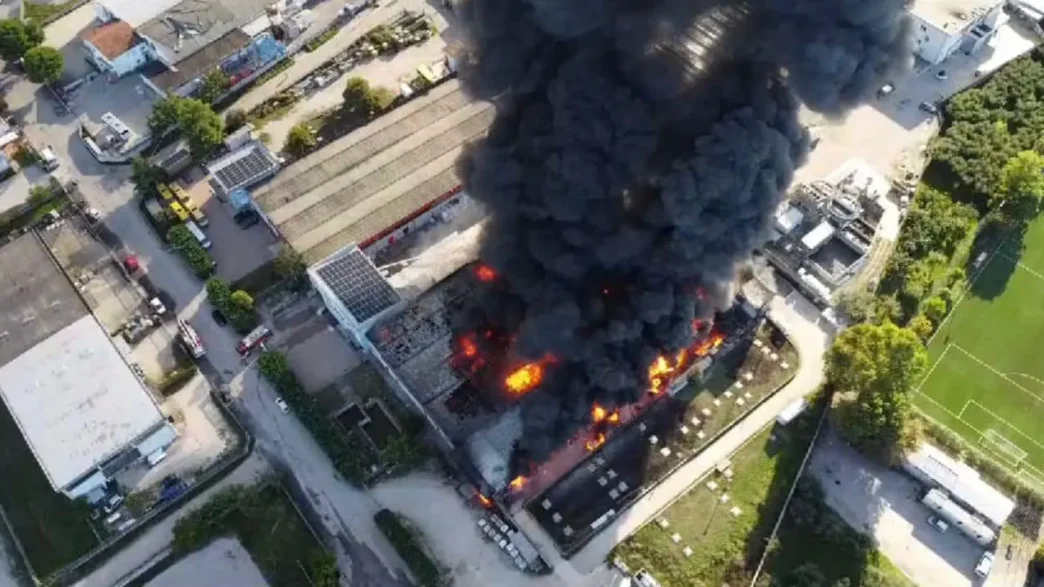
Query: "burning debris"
452 0 911 473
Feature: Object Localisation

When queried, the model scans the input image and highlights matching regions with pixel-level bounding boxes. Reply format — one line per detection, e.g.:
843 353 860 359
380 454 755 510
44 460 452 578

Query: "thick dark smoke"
454 0 911 465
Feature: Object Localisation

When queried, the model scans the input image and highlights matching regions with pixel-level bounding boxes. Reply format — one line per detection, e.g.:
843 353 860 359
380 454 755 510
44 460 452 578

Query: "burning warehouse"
317 0 909 554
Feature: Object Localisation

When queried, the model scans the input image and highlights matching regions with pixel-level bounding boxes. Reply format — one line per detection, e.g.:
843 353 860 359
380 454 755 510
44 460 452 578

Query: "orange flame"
477 493 493 508
607 410 620 425
585 433 607 452
509 475 526 491
475 264 497 282
592 403 608 423
505 363 544 394
460 336 478 358
692 331 725 358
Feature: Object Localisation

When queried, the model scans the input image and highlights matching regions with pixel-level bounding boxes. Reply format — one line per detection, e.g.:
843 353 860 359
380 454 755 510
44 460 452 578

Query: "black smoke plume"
453 0 911 465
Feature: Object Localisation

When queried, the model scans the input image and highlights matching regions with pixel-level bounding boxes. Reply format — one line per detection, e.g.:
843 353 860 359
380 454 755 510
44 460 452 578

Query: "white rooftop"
0 315 165 490
909 0 999 32
904 443 1015 527
801 220 835 250
96 0 183 27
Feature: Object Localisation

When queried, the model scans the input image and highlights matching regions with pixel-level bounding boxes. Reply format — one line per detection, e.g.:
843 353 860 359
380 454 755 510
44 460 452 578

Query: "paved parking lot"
270 297 362 393
810 431 987 587
65 74 160 142
796 19 1039 185
178 169 278 282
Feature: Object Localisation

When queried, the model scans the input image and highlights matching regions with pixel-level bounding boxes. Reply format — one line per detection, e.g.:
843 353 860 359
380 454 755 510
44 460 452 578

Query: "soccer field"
915 217 1044 490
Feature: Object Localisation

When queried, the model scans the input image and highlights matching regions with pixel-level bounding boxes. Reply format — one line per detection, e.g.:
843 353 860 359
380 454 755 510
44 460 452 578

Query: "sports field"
916 216 1044 490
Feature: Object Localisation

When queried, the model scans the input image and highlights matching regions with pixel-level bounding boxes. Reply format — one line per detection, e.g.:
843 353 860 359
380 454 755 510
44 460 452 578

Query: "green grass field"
915 215 1044 486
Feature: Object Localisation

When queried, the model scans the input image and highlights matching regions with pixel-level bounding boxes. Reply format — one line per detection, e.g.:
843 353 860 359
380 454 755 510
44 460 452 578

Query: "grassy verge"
0 397 98 577
168 483 338 587
259 352 379 485
611 403 819 587
24 0 83 23
373 509 441 587
305 28 338 52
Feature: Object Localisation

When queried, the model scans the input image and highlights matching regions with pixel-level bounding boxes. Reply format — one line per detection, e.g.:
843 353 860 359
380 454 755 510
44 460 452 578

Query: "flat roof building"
253 79 495 262
904 442 1015 529
0 233 175 496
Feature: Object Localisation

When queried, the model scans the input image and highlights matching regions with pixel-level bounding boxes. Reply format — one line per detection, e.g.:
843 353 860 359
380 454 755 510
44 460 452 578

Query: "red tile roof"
82 20 139 60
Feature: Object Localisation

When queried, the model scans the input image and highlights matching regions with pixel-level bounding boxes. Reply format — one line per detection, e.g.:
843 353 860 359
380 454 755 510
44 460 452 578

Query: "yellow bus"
170 183 190 204
157 183 175 201
168 201 189 222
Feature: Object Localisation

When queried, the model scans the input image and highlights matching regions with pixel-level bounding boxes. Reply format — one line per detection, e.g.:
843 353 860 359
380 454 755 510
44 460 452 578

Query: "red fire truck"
237 325 272 356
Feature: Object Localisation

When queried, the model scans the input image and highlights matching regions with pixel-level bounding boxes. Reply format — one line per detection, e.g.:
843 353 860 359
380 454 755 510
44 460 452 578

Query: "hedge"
167 225 213 278
156 366 197 396
258 352 377 484
373 509 440 587
205 277 258 334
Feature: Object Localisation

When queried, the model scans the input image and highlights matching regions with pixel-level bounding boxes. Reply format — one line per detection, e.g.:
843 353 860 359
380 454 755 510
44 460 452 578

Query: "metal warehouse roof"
253 79 494 263
904 443 1015 528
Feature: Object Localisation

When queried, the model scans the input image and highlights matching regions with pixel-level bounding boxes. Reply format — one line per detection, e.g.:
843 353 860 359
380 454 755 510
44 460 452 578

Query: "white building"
903 443 1015 531
908 0 1005 65
0 234 177 498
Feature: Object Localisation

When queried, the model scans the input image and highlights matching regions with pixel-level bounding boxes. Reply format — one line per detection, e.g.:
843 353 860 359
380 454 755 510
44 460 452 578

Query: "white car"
975 551 994 578
275 396 289 413
927 515 948 533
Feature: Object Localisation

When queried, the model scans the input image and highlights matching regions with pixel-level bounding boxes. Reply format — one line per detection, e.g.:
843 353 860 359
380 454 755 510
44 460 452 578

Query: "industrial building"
904 443 1015 545
907 0 1005 65
0 233 176 499
252 78 495 262
83 0 288 95
763 160 890 305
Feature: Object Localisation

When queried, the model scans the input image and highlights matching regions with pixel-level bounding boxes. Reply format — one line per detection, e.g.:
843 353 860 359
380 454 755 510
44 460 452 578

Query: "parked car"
234 209 260 229
927 515 948 533
211 309 228 326
84 207 102 222
975 551 995 578
275 396 290 413
936 69 949 80
919 101 939 115
101 493 124 514
877 82 895 99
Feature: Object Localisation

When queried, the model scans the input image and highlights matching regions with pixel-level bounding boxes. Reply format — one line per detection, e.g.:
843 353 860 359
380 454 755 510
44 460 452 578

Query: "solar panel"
212 146 277 192
316 246 401 324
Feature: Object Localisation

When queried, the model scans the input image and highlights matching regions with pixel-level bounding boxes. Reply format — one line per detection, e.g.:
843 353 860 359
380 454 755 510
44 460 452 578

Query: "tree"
995 150 1044 220
908 314 934 340
826 322 928 463
148 97 182 135
283 123 317 158
197 68 230 104
0 19 42 62
176 98 225 161
229 290 254 314
836 290 899 325
22 46 63 84
130 157 165 198
225 108 247 133
922 295 948 325
342 77 381 119
274 245 307 282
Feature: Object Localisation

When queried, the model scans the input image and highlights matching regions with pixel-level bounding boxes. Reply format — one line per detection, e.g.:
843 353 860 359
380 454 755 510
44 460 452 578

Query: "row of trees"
205 277 257 333
0 19 62 83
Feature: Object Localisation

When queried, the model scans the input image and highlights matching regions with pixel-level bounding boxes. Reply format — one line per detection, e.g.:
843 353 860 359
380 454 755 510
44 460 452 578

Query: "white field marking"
966 399 1044 456
915 390 963 420
1000 252 1044 283
917 410 1022 475
978 440 1024 470
980 428 1029 464
916 344 952 393
958 399 970 419
950 344 1044 406
926 234 1011 347
1007 372 1044 390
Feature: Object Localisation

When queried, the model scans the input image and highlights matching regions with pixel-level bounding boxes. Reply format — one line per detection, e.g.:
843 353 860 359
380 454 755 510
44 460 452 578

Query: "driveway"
810 430 985 587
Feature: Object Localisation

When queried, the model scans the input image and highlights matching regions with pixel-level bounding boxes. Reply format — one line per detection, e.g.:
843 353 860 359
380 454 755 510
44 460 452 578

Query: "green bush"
373 510 440 587
156 366 198 396
305 28 337 52
258 352 377 484
167 225 214 278
206 277 258 333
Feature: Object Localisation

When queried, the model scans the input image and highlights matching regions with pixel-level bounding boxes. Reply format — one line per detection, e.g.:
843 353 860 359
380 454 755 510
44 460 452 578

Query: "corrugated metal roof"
904 443 1015 527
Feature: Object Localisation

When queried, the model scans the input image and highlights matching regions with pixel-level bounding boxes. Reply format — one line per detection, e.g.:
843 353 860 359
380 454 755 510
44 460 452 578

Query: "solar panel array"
212 146 277 192
317 247 401 324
